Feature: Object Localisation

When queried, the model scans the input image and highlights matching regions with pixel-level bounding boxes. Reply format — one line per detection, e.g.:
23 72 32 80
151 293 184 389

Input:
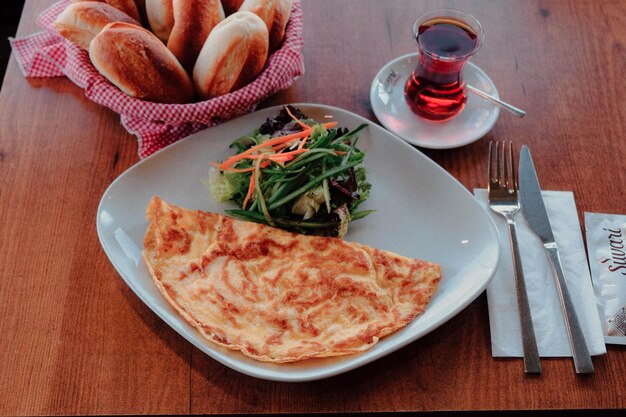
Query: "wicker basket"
12 0 305 157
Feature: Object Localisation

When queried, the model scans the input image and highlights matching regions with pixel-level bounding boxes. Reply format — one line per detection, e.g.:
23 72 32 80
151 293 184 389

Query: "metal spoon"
467 84 526 118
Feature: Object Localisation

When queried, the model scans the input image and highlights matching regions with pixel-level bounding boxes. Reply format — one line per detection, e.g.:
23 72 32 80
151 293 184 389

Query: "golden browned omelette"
143 196 441 362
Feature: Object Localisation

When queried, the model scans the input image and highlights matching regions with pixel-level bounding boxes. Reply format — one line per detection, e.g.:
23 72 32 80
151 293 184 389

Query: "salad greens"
208 106 373 237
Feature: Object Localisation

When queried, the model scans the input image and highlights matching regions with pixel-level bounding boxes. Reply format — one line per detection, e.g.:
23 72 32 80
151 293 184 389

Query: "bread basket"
10 0 304 158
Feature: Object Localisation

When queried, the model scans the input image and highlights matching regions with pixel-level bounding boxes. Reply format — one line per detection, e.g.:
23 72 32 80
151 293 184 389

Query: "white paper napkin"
474 189 606 357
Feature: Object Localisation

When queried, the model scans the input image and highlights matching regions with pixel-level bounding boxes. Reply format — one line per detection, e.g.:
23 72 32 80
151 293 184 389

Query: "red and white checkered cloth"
10 0 305 158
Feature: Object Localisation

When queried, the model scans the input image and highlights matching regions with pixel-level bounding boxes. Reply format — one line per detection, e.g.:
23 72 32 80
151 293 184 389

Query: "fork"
488 141 542 374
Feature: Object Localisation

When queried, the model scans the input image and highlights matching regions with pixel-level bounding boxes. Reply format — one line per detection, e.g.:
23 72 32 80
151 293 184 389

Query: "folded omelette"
143 196 441 362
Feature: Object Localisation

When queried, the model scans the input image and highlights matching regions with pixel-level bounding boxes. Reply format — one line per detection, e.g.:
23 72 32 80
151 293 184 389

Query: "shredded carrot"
221 161 270 173
268 155 295 163
212 159 270 172
297 136 308 150
217 130 310 170
285 106 312 131
242 170 256 208
214 121 337 171
237 153 271 160
272 138 301 152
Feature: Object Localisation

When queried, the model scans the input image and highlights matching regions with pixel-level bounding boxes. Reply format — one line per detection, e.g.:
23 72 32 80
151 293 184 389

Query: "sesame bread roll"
90 22 195 103
70 0 142 22
145 0 174 43
166 0 225 73
239 0 292 51
192 11 268 100
56 1 140 49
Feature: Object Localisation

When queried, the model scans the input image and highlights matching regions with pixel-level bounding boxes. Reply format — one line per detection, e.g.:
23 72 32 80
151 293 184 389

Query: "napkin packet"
585 212 626 345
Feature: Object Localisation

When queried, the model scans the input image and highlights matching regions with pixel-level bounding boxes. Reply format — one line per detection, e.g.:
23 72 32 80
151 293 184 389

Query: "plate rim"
96 102 500 382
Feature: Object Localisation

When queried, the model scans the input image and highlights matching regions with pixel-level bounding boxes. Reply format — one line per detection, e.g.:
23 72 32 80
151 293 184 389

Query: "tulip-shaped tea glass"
404 9 484 121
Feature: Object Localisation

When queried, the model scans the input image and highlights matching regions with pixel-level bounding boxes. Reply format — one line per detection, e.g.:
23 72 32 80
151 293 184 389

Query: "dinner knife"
518 146 594 374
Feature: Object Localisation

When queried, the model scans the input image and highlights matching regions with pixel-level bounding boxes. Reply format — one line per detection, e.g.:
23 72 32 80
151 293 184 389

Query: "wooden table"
1 0 624 415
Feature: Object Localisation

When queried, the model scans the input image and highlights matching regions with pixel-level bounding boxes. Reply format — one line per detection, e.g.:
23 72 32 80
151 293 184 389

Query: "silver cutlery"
467 84 526 118
519 146 594 374
488 141 542 374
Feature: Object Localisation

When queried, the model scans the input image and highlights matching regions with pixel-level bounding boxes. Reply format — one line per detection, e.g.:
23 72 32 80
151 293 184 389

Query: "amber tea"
405 11 482 121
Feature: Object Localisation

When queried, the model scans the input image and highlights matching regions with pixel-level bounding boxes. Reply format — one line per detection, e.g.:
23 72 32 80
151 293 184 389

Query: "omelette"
143 196 441 362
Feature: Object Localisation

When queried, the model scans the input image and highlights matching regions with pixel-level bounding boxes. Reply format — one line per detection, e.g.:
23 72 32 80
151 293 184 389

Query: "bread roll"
192 11 268 100
167 0 225 73
90 22 195 103
70 0 142 22
146 0 174 43
56 1 140 49
239 0 292 51
221 0 244 15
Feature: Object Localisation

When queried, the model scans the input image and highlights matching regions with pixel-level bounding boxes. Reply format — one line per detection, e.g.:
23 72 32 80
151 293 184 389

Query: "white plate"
370 53 500 149
97 103 499 382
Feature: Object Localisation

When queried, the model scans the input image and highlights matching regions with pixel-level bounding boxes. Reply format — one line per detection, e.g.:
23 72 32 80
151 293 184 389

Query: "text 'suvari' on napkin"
473 189 606 357
585 212 626 345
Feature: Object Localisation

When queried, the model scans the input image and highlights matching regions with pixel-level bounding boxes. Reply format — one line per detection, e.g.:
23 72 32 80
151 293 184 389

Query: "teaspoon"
467 84 526 118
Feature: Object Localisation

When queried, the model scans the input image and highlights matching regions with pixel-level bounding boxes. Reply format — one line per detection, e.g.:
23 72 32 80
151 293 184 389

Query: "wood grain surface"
0 0 624 415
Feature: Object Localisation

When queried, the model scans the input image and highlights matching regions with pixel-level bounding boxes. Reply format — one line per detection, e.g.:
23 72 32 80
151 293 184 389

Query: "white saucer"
370 53 500 149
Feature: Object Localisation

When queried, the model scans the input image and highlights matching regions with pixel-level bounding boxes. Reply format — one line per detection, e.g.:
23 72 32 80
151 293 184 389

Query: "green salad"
208 106 373 237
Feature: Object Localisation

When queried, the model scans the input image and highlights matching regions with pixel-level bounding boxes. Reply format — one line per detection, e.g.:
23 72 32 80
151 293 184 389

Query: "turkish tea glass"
404 9 484 121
